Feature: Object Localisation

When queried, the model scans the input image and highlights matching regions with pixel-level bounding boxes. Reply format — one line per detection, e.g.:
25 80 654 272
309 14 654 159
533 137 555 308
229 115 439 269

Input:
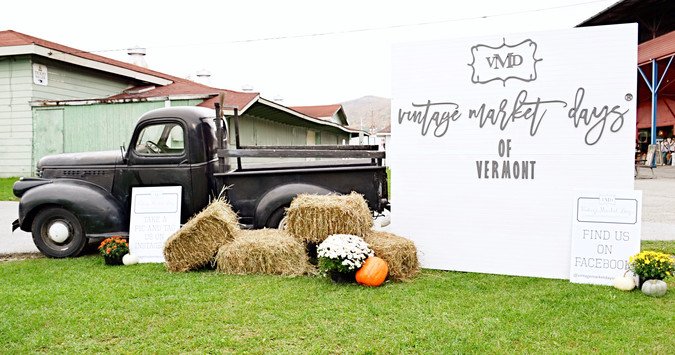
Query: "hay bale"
364 231 419 281
215 229 313 276
164 199 240 272
286 192 372 243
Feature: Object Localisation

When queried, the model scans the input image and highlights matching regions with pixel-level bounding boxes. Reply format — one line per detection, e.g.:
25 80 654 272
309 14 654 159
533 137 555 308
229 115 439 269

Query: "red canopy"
637 31 675 131
636 97 675 129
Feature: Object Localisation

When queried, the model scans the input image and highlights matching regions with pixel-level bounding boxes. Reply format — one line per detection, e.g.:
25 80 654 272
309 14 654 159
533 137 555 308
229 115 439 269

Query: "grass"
1 241 673 353
642 240 675 255
0 177 19 201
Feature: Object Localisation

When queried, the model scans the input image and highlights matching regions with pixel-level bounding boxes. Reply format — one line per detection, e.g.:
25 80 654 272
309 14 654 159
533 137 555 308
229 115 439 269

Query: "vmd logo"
469 38 542 86
486 53 524 69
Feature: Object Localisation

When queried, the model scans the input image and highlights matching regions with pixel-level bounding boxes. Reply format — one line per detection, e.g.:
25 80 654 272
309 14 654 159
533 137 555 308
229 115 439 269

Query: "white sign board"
570 191 642 285
32 64 48 86
129 186 182 263
390 24 637 279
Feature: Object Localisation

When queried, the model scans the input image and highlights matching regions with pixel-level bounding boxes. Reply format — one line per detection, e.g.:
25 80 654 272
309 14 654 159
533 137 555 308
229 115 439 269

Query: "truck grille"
63 170 107 177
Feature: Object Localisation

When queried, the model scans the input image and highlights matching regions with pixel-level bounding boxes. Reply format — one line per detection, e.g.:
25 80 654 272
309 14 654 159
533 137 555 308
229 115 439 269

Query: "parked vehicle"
12 105 389 257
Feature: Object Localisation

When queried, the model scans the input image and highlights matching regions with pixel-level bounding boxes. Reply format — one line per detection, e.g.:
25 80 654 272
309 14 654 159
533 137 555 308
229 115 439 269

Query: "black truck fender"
16 179 127 237
254 183 332 228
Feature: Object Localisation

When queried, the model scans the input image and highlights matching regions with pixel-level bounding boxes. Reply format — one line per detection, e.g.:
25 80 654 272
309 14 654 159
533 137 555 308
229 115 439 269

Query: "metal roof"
577 0 675 44
0 30 173 85
638 30 675 65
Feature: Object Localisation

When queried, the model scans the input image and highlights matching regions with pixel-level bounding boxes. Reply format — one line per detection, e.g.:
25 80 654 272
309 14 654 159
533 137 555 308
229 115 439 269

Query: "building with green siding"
0 30 361 177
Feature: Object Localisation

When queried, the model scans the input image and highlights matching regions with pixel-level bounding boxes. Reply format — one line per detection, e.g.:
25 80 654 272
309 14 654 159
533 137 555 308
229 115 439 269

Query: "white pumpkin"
122 253 139 266
641 279 667 297
612 275 635 291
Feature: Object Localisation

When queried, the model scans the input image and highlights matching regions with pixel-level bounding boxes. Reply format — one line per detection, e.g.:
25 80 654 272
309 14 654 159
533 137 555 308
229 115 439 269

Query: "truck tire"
265 207 288 229
31 207 87 258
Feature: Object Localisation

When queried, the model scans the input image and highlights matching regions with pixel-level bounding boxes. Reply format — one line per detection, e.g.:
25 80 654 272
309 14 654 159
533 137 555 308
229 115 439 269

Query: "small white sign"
32 64 48 86
129 186 181 263
570 191 642 286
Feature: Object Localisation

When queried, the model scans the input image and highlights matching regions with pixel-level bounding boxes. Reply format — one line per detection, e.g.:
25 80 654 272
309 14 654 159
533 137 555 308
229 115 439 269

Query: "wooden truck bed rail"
217 148 385 159
213 100 384 172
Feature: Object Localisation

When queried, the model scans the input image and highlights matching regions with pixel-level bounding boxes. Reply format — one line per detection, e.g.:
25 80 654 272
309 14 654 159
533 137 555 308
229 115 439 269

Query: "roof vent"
194 69 212 85
127 46 148 68
242 84 253 92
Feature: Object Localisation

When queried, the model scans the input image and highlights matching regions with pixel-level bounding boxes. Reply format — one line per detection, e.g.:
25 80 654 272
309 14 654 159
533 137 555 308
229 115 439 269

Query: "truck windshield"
135 122 184 155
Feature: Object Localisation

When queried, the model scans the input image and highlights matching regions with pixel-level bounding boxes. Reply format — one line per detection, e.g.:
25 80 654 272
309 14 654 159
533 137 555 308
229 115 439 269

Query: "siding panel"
61 102 165 153
0 57 33 177
31 57 133 101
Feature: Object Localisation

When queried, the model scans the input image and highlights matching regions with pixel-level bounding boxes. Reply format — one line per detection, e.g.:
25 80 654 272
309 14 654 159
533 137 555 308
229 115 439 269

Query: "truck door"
113 119 194 223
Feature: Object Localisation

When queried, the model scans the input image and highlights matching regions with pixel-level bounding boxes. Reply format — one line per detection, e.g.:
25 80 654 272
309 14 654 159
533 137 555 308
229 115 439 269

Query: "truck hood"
37 150 123 168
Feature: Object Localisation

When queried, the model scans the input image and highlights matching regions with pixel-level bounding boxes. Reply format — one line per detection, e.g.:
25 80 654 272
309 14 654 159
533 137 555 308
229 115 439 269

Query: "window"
134 122 184 155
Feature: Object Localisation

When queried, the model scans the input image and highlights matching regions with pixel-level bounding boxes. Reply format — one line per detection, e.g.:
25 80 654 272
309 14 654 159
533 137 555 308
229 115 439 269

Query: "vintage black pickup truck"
12 104 388 257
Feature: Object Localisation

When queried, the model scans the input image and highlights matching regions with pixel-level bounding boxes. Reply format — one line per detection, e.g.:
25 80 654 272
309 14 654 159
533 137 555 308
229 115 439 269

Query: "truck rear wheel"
31 207 87 258
265 207 288 229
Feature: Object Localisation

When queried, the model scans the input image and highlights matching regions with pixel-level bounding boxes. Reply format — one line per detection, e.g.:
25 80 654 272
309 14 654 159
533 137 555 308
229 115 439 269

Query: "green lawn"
642 240 675 255
1 242 673 353
0 177 19 201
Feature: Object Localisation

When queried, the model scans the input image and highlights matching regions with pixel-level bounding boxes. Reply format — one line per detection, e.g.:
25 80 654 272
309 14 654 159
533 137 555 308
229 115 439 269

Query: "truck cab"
13 107 217 257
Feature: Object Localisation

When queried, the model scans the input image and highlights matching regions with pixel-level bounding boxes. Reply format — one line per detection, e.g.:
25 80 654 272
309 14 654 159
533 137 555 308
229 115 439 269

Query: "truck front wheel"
31 207 87 258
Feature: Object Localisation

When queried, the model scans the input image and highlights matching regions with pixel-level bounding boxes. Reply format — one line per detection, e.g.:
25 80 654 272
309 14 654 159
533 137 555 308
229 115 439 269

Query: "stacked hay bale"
164 199 240 272
162 192 420 283
215 229 313 276
364 230 419 281
286 192 372 244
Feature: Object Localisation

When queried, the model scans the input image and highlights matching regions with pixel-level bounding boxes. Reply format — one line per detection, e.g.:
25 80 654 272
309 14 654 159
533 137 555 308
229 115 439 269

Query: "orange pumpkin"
356 256 388 287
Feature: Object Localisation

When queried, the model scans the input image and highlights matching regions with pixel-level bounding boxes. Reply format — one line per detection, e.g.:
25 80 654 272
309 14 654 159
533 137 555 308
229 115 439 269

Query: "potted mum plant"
98 236 129 265
629 250 674 287
317 234 373 283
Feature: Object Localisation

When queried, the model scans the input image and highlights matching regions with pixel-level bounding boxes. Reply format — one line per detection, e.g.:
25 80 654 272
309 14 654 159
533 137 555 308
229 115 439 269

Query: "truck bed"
217 163 388 227
215 145 387 228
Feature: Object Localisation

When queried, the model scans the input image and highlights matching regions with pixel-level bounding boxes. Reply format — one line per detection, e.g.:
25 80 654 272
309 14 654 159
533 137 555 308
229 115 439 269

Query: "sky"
1 0 617 106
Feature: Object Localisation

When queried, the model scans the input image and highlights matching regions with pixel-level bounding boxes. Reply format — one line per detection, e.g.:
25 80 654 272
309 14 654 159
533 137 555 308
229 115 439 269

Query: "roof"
638 30 675 65
0 30 259 111
0 30 174 85
289 104 351 127
290 104 342 119
261 99 361 135
577 0 675 43
108 81 260 111
199 92 260 112
6 29 353 133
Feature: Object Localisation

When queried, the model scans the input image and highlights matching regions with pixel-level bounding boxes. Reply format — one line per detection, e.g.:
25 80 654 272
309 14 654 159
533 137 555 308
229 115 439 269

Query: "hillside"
340 95 391 134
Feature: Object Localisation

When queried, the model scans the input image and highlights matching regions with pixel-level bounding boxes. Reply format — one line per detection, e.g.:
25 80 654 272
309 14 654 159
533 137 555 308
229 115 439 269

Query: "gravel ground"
635 165 675 240
1 167 674 256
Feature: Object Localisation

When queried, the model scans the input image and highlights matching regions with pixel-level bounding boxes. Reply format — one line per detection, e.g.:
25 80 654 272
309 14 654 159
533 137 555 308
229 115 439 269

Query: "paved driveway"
0 202 38 254
2 167 674 255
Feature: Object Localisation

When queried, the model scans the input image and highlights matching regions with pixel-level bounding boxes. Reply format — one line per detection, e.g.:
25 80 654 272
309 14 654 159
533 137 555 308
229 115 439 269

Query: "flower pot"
329 270 356 283
104 255 124 266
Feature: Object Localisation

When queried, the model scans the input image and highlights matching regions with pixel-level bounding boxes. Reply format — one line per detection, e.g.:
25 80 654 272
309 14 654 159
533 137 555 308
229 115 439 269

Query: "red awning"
636 97 675 129
637 29 675 130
